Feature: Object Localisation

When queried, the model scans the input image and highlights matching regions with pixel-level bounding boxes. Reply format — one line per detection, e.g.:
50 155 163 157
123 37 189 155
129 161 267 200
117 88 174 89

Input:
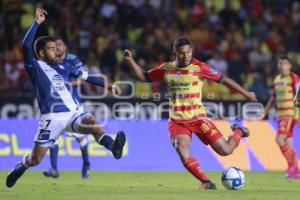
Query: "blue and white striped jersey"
23 22 86 114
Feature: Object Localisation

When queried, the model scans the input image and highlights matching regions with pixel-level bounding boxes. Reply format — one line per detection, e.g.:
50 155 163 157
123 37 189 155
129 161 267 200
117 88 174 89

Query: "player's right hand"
35 8 47 24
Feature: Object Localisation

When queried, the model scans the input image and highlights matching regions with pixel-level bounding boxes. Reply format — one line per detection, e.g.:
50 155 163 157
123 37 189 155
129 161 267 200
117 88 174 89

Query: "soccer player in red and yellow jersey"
264 55 300 179
123 37 257 189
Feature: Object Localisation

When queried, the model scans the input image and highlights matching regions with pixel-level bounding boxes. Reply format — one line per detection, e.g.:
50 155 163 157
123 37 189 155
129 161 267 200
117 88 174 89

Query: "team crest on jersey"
210 68 218 75
52 74 64 86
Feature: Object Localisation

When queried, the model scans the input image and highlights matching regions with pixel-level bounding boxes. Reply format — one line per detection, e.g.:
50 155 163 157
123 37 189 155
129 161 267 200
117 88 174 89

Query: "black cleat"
43 168 59 178
112 131 126 159
230 124 250 138
81 164 90 179
201 180 217 190
6 162 27 188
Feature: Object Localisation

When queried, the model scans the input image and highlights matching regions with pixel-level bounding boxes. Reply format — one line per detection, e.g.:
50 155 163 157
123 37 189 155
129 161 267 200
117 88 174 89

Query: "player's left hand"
247 92 257 102
109 84 121 96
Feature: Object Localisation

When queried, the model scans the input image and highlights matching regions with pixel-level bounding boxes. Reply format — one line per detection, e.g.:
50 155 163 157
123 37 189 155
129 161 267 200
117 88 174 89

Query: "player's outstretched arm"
70 69 122 96
123 50 148 82
22 8 47 66
222 76 257 102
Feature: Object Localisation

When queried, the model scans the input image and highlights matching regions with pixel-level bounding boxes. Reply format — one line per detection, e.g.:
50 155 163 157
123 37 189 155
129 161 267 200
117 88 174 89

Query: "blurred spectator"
82 53 105 96
248 73 269 101
100 38 118 81
227 51 246 85
207 51 228 74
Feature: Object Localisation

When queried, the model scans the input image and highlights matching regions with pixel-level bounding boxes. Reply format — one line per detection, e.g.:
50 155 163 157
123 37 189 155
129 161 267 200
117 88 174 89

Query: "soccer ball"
221 167 245 190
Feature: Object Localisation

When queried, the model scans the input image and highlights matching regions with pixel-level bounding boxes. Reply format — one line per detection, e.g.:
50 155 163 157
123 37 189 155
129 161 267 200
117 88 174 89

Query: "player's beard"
177 59 192 68
44 56 58 64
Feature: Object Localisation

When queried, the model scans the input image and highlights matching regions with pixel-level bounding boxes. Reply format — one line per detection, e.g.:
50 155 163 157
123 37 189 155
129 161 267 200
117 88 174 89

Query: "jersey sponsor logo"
168 80 190 87
51 74 66 94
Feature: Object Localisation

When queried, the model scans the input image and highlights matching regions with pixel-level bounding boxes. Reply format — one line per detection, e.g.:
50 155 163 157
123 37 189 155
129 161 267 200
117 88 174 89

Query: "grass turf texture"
0 171 300 200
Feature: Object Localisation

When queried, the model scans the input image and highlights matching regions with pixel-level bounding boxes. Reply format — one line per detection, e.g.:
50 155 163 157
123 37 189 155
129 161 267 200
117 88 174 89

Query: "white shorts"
34 107 92 147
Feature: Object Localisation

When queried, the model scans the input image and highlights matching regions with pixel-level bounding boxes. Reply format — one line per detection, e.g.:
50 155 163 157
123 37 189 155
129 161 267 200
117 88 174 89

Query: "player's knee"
84 115 97 125
175 143 189 154
29 156 42 166
216 148 233 156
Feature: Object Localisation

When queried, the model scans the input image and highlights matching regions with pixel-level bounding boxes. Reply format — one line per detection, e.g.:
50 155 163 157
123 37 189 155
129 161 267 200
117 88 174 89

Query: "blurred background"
1 0 300 171
0 0 300 100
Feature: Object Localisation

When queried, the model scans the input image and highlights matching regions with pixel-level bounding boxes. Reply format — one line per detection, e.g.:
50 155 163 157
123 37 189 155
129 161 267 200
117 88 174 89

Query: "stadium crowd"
0 0 300 101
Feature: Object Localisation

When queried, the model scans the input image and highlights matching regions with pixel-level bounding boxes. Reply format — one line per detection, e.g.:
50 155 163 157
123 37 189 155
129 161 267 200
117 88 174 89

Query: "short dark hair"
173 37 192 51
278 55 292 64
34 36 56 57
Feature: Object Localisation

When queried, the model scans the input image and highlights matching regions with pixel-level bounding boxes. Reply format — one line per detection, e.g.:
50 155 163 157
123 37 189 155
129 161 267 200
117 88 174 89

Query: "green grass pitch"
0 171 300 200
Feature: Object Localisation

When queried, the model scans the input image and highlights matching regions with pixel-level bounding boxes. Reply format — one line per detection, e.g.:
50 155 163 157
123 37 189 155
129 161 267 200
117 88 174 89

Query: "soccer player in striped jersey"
43 38 92 179
264 55 300 179
123 37 257 189
6 8 126 188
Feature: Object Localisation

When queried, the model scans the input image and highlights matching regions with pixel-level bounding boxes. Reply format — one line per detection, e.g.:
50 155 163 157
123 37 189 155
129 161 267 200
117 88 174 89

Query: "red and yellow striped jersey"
273 73 299 119
147 58 223 123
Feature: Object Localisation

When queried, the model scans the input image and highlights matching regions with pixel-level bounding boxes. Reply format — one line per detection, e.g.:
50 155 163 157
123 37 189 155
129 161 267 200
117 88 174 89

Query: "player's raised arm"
22 8 47 66
199 63 257 102
222 76 257 102
123 49 148 82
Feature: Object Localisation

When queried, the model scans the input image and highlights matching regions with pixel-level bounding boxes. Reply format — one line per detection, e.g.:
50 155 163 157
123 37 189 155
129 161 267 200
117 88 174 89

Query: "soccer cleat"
81 164 90 179
230 124 250 138
6 162 27 188
285 167 300 179
112 131 126 159
197 180 217 190
43 168 60 178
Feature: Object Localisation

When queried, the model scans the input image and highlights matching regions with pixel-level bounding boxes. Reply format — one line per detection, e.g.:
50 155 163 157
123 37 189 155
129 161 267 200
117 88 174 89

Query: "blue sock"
50 144 59 170
80 144 90 167
99 135 113 151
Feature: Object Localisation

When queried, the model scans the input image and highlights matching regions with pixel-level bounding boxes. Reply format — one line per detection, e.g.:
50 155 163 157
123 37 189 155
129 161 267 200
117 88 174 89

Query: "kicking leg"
73 114 126 159
210 124 249 156
6 144 49 188
171 134 216 189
